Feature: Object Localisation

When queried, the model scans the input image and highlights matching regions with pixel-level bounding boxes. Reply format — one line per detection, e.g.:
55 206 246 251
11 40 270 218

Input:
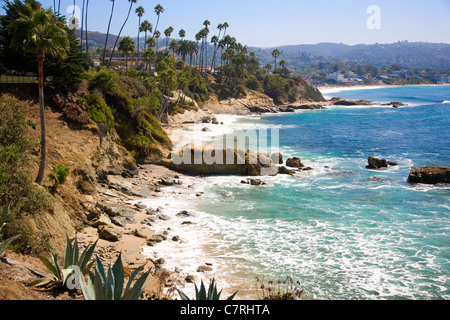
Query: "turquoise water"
197 85 450 300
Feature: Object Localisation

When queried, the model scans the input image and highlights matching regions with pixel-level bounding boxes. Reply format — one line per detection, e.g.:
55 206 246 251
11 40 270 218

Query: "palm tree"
140 20 152 51
80 0 85 44
265 63 272 74
178 29 185 39
210 35 218 71
108 0 137 67
169 39 178 57
203 20 210 72
272 49 280 70
164 26 174 52
102 0 115 64
153 4 164 38
280 59 286 68
57 0 61 14
9 4 69 185
118 36 136 76
154 30 161 51
135 5 145 62
84 0 90 53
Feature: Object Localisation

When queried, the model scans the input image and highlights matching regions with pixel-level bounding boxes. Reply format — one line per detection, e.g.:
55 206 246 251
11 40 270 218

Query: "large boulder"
408 165 450 184
286 157 304 168
170 144 279 176
366 156 398 169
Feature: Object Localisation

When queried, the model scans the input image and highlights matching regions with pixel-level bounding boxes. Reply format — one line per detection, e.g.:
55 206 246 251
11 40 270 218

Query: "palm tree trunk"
58 0 61 14
102 0 115 64
125 52 128 76
80 0 85 45
137 17 141 63
85 0 89 53
144 31 148 51
35 56 46 185
109 1 134 67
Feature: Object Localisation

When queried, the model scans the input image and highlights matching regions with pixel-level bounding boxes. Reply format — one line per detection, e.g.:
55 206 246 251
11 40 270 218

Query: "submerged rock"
408 165 450 184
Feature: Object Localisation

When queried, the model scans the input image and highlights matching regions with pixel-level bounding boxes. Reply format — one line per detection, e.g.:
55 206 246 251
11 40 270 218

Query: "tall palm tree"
265 63 272 74
140 20 152 52
279 59 286 68
135 5 145 62
9 4 69 185
118 36 136 76
153 4 164 38
164 26 174 52
102 0 115 64
57 0 61 14
272 49 280 70
80 0 85 44
178 29 185 39
109 0 137 67
203 20 210 72
169 39 178 57
210 35 218 70
84 0 90 53
154 30 161 51
53 0 56 13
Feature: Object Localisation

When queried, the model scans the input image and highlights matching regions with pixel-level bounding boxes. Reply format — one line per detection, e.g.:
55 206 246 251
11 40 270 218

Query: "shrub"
81 93 115 131
47 164 70 188
0 203 20 256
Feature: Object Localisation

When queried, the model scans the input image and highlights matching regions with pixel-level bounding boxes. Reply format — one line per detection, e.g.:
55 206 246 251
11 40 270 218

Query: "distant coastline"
317 83 450 96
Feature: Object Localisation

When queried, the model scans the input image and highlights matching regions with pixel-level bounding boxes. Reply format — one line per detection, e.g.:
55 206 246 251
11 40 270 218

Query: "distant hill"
75 30 119 49
252 42 450 69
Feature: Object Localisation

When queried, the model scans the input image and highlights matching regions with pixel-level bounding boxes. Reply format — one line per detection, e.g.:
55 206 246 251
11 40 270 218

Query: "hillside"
254 41 450 69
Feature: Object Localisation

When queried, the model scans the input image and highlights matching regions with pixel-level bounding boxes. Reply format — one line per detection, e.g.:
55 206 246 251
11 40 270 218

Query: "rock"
91 214 112 228
176 210 192 218
77 180 97 195
133 229 147 239
185 275 195 283
135 204 148 210
302 167 314 171
181 221 195 225
170 145 279 176
271 152 283 164
286 157 304 168
333 99 373 106
142 217 156 225
158 214 171 221
159 177 175 186
382 101 406 108
99 226 122 242
197 265 213 273
241 178 266 186
408 165 450 184
172 235 180 242
366 156 398 169
278 166 296 175
367 176 384 182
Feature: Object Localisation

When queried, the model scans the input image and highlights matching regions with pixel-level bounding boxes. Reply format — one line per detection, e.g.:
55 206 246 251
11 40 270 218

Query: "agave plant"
28 235 97 288
79 254 151 300
178 278 238 300
0 203 20 256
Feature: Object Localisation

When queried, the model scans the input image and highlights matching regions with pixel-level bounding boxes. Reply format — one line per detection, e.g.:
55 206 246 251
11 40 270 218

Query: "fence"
0 73 38 84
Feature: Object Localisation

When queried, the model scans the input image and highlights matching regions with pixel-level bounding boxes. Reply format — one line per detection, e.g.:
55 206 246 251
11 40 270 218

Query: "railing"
0 73 38 84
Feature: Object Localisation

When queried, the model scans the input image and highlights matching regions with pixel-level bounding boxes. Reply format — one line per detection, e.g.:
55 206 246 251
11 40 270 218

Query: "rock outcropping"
366 156 398 169
169 144 279 176
408 165 450 184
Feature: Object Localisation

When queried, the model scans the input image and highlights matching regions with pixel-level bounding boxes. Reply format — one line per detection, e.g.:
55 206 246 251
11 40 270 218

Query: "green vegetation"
0 203 20 256
0 94 51 252
28 235 97 289
178 278 238 301
47 164 70 189
80 254 151 300
255 276 305 300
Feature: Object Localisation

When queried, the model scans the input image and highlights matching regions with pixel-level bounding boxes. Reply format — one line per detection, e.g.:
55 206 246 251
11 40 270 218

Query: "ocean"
143 85 450 300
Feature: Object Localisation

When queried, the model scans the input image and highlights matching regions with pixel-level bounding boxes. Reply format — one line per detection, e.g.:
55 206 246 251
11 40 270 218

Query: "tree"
135 5 145 62
140 20 152 52
164 26 174 52
102 0 115 64
118 36 136 76
153 4 164 38
280 59 286 68
154 30 161 51
169 39 178 57
108 0 137 67
178 29 186 39
265 63 272 74
203 20 210 72
84 0 90 53
9 4 69 185
272 49 280 70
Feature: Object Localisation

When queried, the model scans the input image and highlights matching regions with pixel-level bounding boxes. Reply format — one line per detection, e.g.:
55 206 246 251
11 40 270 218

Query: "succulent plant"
0 203 20 256
28 235 97 288
178 278 238 300
79 254 151 300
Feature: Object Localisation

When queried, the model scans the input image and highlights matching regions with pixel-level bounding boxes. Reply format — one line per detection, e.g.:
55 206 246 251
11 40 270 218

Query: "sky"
2 0 450 48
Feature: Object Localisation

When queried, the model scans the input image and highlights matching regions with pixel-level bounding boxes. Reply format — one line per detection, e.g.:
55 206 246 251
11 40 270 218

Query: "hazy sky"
3 0 450 47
